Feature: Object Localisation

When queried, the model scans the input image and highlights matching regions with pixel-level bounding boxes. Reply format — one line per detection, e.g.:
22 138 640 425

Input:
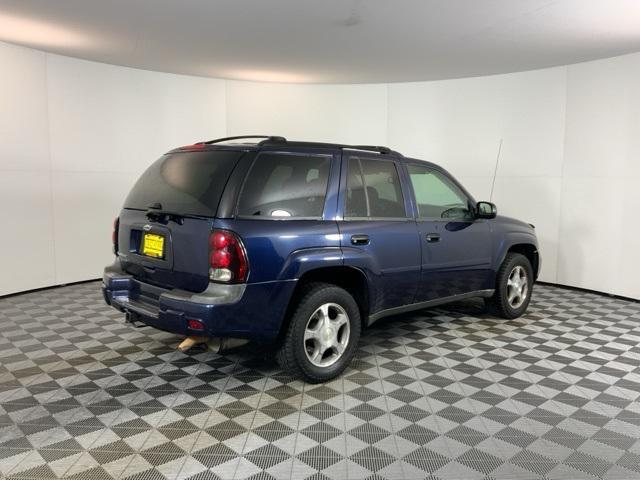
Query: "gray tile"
0 282 639 479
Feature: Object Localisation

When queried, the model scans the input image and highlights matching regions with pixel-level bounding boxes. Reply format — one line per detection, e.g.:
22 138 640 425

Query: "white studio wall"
0 42 227 294
226 81 388 146
560 54 640 300
388 68 567 286
46 55 226 285
1 44 55 294
1 41 639 299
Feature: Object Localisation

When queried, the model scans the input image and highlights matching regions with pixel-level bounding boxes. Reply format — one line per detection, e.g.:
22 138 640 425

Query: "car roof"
166 136 465 203
168 136 443 170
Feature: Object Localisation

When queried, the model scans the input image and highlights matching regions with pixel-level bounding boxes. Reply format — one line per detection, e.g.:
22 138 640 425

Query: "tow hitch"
125 311 148 328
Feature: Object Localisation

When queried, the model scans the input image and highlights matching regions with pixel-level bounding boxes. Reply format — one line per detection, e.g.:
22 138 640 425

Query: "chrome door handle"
426 233 441 243
351 234 370 245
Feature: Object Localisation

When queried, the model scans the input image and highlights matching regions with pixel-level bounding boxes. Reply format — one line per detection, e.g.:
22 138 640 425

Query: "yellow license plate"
142 233 165 258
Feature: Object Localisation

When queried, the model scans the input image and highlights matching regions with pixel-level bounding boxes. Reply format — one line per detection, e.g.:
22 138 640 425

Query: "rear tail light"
112 217 119 254
209 229 248 283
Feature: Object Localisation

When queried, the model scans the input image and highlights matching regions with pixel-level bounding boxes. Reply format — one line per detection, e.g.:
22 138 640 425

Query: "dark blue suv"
103 135 540 382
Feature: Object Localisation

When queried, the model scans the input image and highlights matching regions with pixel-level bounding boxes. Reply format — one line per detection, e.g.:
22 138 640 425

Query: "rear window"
124 150 242 216
237 152 331 218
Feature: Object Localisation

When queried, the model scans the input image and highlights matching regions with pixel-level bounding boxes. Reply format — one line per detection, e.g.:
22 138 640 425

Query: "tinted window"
124 150 241 216
346 157 406 218
237 153 331 218
407 164 472 219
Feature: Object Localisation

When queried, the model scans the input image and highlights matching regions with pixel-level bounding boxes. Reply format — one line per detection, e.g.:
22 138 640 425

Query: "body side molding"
368 289 495 325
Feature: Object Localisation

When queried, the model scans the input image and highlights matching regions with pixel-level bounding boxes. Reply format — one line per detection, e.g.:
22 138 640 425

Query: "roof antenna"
489 138 503 202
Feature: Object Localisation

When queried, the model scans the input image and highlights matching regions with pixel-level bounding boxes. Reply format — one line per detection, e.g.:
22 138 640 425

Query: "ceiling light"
225 69 313 83
0 12 90 48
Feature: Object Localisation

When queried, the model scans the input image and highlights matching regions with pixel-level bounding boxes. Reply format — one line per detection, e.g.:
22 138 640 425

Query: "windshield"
124 150 242 217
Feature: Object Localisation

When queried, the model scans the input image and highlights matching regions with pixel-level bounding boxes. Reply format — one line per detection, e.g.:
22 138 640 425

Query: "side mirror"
476 201 497 219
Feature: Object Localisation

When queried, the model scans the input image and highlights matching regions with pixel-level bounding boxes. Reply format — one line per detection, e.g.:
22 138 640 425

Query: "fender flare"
494 232 540 276
278 247 344 280
277 245 380 321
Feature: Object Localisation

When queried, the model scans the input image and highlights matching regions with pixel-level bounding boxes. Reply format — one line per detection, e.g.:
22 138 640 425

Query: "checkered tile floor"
1 282 640 479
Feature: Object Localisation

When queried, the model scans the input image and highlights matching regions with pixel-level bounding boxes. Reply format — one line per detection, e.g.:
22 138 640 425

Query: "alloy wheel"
304 303 350 368
507 265 528 309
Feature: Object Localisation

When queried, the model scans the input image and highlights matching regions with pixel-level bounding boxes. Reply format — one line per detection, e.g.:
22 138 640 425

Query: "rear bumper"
102 261 295 341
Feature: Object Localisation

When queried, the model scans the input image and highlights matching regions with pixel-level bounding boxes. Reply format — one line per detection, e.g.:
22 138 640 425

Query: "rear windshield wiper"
144 204 206 225
145 210 183 225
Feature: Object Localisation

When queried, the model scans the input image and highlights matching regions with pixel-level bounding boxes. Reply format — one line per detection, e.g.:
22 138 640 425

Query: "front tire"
486 253 534 319
276 282 361 383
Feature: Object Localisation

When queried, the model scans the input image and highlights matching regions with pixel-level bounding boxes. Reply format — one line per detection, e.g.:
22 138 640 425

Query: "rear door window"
237 152 331 218
345 157 406 218
124 150 242 217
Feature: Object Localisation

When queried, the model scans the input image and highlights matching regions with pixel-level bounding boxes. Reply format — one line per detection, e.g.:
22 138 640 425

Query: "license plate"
142 233 165 258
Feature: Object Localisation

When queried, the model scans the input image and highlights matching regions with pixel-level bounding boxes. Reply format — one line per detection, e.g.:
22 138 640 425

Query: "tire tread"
486 252 533 319
276 282 360 383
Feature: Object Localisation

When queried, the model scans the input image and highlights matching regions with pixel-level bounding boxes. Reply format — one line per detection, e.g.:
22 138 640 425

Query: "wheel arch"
504 242 540 279
276 265 370 340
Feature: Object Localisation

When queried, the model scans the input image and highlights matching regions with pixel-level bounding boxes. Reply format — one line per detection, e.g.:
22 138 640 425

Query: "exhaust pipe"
210 337 250 353
177 336 249 353
177 336 209 352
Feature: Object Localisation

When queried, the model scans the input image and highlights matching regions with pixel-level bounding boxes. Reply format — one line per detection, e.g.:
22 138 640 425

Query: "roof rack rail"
258 138 398 155
343 145 392 154
193 136 399 156
197 135 286 145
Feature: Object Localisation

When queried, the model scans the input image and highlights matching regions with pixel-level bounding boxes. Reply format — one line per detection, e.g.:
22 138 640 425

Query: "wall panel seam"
385 82 390 146
555 65 569 285
224 79 230 137
44 51 58 284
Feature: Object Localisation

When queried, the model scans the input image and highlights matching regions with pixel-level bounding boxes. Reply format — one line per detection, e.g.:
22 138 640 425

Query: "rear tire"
485 253 534 319
276 282 361 383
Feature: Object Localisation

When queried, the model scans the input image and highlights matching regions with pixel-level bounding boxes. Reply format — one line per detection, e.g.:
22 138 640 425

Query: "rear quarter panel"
210 218 342 338
214 219 342 283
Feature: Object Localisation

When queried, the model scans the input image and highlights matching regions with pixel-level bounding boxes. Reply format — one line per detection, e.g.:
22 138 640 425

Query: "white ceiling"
1 0 639 83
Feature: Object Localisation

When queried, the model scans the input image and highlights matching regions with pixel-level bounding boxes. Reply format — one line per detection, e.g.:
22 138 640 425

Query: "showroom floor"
0 283 639 480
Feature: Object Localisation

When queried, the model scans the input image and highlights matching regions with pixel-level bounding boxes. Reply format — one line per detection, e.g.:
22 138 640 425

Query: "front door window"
407 164 472 220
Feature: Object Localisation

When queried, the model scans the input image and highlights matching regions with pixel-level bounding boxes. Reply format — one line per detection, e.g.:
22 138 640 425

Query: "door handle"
426 233 441 243
351 234 370 246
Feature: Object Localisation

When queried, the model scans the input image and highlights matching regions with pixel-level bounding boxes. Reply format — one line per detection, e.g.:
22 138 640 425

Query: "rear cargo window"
237 153 331 218
124 150 242 216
